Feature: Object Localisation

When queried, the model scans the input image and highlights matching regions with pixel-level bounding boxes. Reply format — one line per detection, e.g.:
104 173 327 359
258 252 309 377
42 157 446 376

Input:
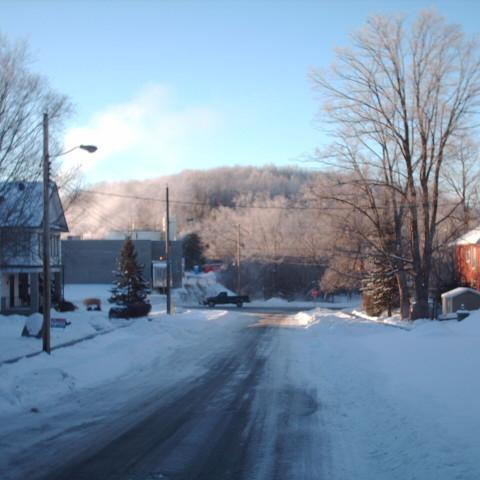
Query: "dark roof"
0 181 68 231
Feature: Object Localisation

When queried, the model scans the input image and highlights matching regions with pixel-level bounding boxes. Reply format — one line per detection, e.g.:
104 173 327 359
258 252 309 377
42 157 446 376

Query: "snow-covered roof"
441 287 480 299
454 227 480 245
0 181 68 231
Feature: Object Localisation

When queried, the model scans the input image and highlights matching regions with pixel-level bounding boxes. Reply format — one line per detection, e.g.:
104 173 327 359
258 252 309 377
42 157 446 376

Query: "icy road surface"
31 314 323 480
2 308 480 480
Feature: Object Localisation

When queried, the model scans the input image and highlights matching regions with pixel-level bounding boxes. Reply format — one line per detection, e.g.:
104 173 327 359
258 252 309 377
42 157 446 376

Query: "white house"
0 181 68 315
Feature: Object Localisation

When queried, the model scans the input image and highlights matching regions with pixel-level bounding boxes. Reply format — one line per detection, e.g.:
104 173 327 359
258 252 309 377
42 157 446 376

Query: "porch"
0 270 62 315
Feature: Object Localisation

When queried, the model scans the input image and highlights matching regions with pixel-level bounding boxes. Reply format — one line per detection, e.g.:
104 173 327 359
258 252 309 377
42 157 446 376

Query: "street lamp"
55 144 98 156
42 112 97 354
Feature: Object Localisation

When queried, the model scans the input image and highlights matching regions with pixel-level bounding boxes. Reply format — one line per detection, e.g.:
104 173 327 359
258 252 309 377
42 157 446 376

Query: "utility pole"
236 223 241 294
166 185 171 314
42 113 51 354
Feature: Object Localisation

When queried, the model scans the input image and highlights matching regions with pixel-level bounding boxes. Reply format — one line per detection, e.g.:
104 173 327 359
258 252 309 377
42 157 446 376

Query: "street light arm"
54 144 98 157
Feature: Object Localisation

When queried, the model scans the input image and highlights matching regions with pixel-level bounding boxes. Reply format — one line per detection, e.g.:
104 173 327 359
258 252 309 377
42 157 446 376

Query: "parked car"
202 291 250 308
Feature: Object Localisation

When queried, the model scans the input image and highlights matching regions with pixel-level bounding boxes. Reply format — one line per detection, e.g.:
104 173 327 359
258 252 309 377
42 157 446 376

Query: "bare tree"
0 35 70 190
442 135 480 233
0 33 72 268
312 10 480 319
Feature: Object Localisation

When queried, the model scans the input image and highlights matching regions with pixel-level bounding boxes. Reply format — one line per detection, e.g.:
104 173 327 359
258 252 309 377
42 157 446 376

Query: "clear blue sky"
1 0 479 183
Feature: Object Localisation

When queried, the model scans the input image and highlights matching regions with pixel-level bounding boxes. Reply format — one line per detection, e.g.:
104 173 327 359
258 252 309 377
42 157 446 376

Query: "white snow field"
259 308 480 479
0 284 480 479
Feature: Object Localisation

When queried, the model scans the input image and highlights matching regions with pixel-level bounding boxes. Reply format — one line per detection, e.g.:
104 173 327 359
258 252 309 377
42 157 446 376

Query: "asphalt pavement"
35 311 324 480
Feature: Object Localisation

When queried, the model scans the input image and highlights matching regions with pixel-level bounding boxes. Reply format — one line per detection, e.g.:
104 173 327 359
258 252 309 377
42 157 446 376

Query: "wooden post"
42 113 51 354
166 186 171 314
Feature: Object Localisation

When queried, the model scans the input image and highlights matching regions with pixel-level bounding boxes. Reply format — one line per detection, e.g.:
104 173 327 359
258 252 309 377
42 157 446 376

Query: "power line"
77 188 466 212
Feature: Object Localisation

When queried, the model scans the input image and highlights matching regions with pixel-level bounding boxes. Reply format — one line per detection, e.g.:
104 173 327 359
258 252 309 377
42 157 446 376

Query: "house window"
38 233 43 258
8 274 14 308
18 273 31 307
50 235 59 258
38 234 60 260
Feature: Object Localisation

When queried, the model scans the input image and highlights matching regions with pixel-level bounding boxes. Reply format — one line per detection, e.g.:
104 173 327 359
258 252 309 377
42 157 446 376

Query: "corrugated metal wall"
62 239 183 288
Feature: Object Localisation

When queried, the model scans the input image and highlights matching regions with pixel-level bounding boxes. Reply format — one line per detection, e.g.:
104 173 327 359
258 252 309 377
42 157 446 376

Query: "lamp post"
165 185 171 314
42 112 97 354
236 223 241 294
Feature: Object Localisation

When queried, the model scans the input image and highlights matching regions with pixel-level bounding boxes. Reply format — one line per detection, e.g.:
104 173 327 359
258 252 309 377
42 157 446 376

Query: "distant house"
454 227 480 289
0 182 68 315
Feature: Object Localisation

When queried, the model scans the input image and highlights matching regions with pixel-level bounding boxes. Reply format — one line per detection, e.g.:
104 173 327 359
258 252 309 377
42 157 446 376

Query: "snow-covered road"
2 307 480 479
2 311 326 480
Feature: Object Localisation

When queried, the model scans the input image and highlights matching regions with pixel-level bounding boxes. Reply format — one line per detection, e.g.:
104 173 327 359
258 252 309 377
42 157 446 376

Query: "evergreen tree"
362 257 398 317
109 238 150 305
183 232 206 270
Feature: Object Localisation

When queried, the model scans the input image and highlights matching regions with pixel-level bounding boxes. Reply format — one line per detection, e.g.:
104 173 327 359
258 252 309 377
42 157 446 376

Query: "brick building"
454 227 480 289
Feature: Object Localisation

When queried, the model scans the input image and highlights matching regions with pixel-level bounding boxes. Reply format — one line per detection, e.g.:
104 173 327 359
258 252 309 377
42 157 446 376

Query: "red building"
455 228 480 289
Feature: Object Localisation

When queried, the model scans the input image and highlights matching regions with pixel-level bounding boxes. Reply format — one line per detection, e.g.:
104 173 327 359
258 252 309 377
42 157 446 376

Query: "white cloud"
62 84 221 181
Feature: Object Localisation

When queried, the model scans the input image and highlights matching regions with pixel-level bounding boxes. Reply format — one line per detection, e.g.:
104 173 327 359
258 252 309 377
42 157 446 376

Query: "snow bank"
249 294 361 309
289 308 367 328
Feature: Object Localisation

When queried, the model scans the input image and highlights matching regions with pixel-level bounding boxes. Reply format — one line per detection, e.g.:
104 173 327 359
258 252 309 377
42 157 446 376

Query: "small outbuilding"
441 287 480 314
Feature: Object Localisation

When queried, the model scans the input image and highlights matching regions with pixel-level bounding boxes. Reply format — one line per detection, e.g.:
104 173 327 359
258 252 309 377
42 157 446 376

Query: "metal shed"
441 287 480 313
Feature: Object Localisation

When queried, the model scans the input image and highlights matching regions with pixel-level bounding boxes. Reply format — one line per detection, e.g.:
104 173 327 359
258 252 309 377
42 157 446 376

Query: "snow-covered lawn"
0 284 192 364
269 308 480 479
0 310 117 363
0 285 116 363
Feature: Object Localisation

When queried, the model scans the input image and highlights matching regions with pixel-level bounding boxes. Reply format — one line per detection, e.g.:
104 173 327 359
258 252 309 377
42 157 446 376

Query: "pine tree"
109 238 150 305
183 232 206 270
362 257 398 317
